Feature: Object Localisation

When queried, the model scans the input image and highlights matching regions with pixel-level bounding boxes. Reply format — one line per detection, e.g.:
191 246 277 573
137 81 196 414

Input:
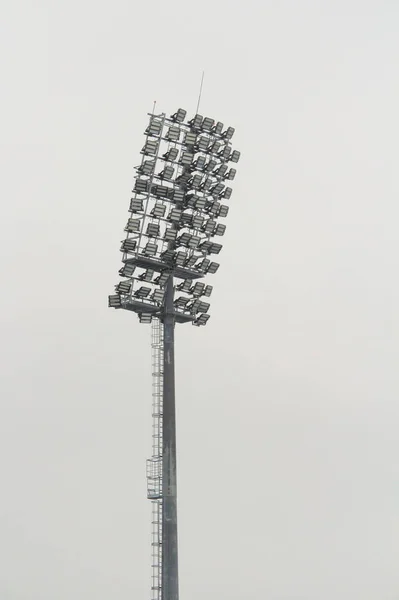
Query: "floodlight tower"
109 108 240 600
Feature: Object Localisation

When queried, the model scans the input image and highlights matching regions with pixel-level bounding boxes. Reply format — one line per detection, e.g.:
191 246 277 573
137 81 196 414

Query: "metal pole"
162 274 179 600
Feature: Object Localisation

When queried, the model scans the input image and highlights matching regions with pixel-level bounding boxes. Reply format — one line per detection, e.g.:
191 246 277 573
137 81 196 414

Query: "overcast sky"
1 0 398 598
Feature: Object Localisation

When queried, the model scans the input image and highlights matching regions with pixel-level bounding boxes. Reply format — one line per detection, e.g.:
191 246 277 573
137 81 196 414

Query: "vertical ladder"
147 318 163 600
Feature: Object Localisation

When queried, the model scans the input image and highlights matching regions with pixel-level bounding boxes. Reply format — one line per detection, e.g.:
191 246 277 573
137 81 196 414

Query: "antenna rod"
196 71 205 114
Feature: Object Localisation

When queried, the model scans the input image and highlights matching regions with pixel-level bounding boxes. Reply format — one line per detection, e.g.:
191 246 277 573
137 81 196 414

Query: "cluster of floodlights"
108 108 240 326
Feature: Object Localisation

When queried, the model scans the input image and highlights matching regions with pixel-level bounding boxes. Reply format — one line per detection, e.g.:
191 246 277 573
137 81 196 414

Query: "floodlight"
210 183 224 196
184 132 197 146
230 150 241 163
214 164 228 177
187 235 200 249
207 201 220 216
177 279 192 292
198 301 210 313
193 155 206 170
192 215 204 229
199 240 212 254
188 114 203 129
116 280 132 294
138 160 155 175
212 121 224 135
125 218 141 233
175 251 187 266
164 228 177 242
168 208 182 222
147 223 160 237
188 299 201 313
159 165 174 180
194 313 210 326
161 249 175 262
189 174 202 189
185 255 198 267
166 126 180 142
177 233 191 247
146 119 163 137
203 219 216 235
218 204 229 218
201 177 213 191
222 187 232 199
172 189 185 203
121 239 137 253
202 117 214 131
203 285 213 297
119 264 135 277
151 203 166 218
222 126 235 140
139 313 153 323
207 261 220 274
209 140 222 155
163 147 179 162
134 179 149 194
143 139 159 156
205 158 217 172
195 197 206 211
144 242 158 256
196 136 209 152
152 184 169 199
139 269 155 282
180 151 194 166
226 168 236 180
152 289 164 303
171 108 187 123
135 286 151 298
196 258 210 272
174 296 190 308
191 282 205 297
175 172 191 186
210 243 222 254
220 145 231 160
108 294 122 308
154 272 169 287
215 223 226 236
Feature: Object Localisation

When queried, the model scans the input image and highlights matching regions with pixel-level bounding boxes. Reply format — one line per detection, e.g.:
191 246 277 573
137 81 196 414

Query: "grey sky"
1 0 398 598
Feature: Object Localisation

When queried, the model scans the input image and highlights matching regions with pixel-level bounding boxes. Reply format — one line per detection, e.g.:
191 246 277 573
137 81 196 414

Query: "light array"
108 108 240 326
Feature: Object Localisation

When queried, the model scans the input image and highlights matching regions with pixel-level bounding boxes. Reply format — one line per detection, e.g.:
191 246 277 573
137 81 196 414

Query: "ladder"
147 318 163 600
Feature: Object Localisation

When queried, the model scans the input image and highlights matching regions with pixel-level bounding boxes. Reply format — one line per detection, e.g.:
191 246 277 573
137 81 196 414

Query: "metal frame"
109 107 240 600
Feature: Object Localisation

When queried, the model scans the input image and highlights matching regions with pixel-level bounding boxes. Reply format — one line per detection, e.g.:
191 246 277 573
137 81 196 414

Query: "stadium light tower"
109 107 240 600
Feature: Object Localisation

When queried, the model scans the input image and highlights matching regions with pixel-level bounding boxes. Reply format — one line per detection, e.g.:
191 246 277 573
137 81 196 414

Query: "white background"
0 1 398 598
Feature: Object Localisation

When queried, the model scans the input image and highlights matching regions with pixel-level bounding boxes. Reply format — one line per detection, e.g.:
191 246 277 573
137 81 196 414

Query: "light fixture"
125 218 141 233
135 286 151 298
143 139 159 156
146 119 163 137
222 126 235 140
230 150 241 163
170 108 187 123
212 121 224 135
119 264 135 277
116 281 132 294
151 203 166 218
108 294 122 308
147 223 160 237
166 126 180 142
144 242 158 256
163 147 179 162
188 114 203 129
139 160 155 175
108 106 240 600
121 239 137 253
158 165 174 180
191 282 205 296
